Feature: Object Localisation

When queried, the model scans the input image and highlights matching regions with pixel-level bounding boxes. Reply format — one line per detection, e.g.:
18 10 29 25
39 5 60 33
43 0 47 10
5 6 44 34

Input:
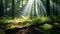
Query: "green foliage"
2 16 32 29
0 16 51 29
0 32 5 34
0 16 12 23
0 16 60 33
42 24 53 30
51 16 60 22
0 0 60 34
32 16 50 23
5 0 12 3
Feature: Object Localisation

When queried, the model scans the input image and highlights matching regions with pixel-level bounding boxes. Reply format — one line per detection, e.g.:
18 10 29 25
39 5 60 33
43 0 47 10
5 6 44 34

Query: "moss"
0 32 5 34
42 24 53 30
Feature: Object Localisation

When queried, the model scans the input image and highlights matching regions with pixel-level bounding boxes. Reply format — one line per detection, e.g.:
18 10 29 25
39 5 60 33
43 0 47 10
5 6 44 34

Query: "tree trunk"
5 0 7 16
53 0 58 16
34 0 37 16
0 0 4 16
46 0 50 16
12 0 15 19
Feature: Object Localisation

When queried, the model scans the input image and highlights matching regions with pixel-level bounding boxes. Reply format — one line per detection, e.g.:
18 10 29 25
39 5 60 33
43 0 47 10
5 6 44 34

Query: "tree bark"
5 0 8 16
46 0 50 16
0 0 4 16
34 0 37 16
53 0 58 16
12 0 15 19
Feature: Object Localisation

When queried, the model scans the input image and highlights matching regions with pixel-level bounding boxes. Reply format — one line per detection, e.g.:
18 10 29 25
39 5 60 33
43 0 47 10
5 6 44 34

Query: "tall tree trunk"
17 0 21 6
46 0 50 16
5 0 7 16
22 0 23 10
53 0 58 16
12 0 15 19
0 0 4 16
34 0 37 16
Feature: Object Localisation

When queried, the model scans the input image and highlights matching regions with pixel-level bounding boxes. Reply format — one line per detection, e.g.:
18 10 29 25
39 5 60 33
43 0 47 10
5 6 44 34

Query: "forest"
0 0 60 34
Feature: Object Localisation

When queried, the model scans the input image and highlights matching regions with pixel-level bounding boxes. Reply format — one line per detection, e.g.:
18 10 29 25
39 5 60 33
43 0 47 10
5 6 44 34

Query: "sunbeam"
21 0 34 17
37 0 47 16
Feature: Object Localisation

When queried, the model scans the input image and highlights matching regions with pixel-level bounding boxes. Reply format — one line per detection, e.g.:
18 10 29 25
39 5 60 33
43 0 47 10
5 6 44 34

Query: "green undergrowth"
0 32 5 34
0 16 60 30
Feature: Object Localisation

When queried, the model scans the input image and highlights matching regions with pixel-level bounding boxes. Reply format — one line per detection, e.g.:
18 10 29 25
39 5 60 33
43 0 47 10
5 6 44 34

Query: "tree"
0 0 4 16
5 0 8 15
46 0 50 16
12 0 15 19
53 0 58 16
34 0 37 16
